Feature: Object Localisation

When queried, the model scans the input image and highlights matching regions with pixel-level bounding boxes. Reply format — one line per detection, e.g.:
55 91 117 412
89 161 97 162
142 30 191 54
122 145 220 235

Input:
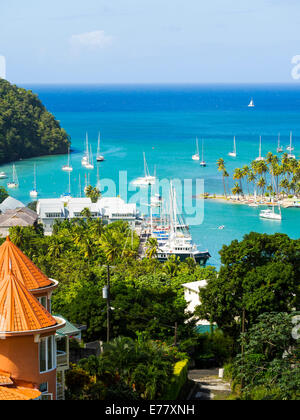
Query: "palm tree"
233 168 244 196
217 158 227 197
145 238 158 259
232 182 242 200
257 177 266 198
80 207 92 220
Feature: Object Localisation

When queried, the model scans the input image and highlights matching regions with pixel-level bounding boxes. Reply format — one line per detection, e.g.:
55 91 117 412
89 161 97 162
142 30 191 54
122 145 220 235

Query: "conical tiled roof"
0 271 57 333
0 237 53 291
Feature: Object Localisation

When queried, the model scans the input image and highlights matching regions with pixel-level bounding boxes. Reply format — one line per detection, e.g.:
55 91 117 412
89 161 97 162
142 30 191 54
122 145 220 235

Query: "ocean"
2 84 300 267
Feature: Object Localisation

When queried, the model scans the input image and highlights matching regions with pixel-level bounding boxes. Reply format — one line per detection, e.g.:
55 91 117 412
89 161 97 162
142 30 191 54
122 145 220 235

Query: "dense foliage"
66 336 188 400
0 79 70 163
197 232 300 340
0 186 8 204
7 220 213 343
229 313 300 400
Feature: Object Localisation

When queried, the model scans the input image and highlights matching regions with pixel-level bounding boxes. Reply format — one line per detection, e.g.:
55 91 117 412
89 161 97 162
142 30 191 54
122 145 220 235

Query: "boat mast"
97 132 101 156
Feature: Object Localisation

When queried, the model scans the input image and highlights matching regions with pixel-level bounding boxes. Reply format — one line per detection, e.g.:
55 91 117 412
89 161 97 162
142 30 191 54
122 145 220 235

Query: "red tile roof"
0 271 57 333
0 385 41 400
0 237 53 291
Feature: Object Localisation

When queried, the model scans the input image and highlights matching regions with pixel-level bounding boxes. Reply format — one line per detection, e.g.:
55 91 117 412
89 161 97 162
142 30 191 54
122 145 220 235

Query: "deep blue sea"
2 84 300 267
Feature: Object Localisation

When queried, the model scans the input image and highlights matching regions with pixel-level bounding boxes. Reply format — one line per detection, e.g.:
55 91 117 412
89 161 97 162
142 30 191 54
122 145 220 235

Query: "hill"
0 79 70 163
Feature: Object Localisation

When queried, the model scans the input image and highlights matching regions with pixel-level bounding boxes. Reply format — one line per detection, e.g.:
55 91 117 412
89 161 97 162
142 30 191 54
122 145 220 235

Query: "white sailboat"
256 136 265 161
7 165 19 189
132 153 156 186
62 147 73 172
287 132 296 159
192 138 200 161
30 164 38 198
85 145 94 170
260 203 282 221
276 133 283 153
96 132 105 162
287 132 294 152
81 133 89 167
248 98 255 108
228 136 237 157
200 139 206 167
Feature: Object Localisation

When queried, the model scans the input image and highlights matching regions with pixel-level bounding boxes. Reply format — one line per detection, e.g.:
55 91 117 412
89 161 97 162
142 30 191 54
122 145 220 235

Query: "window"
39 336 56 373
45 213 61 218
38 296 47 310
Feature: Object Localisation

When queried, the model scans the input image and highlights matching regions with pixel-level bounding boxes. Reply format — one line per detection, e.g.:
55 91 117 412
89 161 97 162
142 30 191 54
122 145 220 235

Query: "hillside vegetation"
0 79 70 163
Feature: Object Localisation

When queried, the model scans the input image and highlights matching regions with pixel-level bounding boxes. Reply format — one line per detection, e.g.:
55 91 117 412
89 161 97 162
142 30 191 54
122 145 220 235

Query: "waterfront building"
37 196 138 233
0 207 38 237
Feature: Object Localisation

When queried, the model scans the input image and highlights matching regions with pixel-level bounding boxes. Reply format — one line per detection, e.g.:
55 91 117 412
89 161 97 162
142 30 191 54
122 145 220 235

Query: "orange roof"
0 271 57 333
0 237 53 291
0 371 13 386
0 385 41 400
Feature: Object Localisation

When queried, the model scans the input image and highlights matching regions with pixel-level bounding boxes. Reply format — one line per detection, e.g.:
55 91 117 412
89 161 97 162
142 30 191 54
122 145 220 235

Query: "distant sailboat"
132 153 156 186
256 136 265 161
82 133 89 167
260 204 282 221
96 132 105 162
287 132 296 158
248 98 255 108
85 145 94 170
200 139 206 167
287 132 294 152
228 136 237 157
192 138 200 161
276 133 283 153
7 165 19 189
30 164 38 198
62 147 73 172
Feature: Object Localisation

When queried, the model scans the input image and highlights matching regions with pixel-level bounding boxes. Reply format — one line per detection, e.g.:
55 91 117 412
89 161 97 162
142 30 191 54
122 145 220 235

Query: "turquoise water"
1 84 299 267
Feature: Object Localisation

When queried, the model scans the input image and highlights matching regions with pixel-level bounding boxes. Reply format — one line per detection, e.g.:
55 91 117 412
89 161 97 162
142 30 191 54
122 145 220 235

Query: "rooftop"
0 270 57 334
0 197 25 213
0 207 37 228
182 280 208 293
0 237 54 291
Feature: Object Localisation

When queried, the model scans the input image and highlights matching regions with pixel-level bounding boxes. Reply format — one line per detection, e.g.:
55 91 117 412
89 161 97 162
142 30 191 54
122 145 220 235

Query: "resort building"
0 196 25 214
0 237 77 400
0 207 38 237
37 196 138 233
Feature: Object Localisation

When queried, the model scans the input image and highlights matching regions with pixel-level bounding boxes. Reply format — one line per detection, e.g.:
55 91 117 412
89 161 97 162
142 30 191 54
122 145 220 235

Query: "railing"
56 351 68 369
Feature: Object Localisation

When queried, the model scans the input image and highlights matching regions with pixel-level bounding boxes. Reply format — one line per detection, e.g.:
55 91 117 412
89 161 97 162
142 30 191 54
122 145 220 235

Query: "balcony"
56 351 69 370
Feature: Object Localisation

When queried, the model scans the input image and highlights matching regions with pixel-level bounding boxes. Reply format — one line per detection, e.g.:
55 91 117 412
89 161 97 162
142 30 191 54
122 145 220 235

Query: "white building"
182 280 211 327
37 196 138 233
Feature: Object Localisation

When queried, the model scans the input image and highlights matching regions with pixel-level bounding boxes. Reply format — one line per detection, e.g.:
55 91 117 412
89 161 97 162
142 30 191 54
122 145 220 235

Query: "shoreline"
197 194 300 208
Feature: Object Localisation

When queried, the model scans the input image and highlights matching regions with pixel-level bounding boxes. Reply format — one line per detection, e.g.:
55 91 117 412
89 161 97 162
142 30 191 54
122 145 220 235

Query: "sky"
1 0 300 84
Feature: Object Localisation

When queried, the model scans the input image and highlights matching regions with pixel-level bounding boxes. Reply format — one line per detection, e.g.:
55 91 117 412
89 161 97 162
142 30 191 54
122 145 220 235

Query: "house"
0 237 77 400
182 280 212 330
37 195 138 233
0 207 38 237
0 196 25 213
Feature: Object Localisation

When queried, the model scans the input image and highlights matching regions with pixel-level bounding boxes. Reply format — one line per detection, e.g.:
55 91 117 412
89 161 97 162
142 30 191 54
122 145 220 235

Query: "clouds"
70 30 113 50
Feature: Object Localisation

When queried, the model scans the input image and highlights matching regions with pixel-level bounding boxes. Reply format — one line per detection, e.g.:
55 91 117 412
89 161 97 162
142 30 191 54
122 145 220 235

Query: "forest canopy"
0 79 70 163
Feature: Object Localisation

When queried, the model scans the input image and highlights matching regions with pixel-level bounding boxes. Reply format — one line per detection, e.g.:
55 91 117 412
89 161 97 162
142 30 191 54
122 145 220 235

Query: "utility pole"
174 322 178 347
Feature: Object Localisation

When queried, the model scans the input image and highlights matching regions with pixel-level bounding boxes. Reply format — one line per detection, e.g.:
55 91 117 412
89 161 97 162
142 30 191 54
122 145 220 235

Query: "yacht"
287 132 294 152
29 164 38 198
248 98 255 108
132 153 156 186
200 139 206 167
192 138 200 161
0 172 7 179
62 147 73 172
85 145 94 170
7 165 19 189
260 204 282 221
156 184 210 266
228 136 237 157
256 136 265 161
276 134 283 153
96 132 105 162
